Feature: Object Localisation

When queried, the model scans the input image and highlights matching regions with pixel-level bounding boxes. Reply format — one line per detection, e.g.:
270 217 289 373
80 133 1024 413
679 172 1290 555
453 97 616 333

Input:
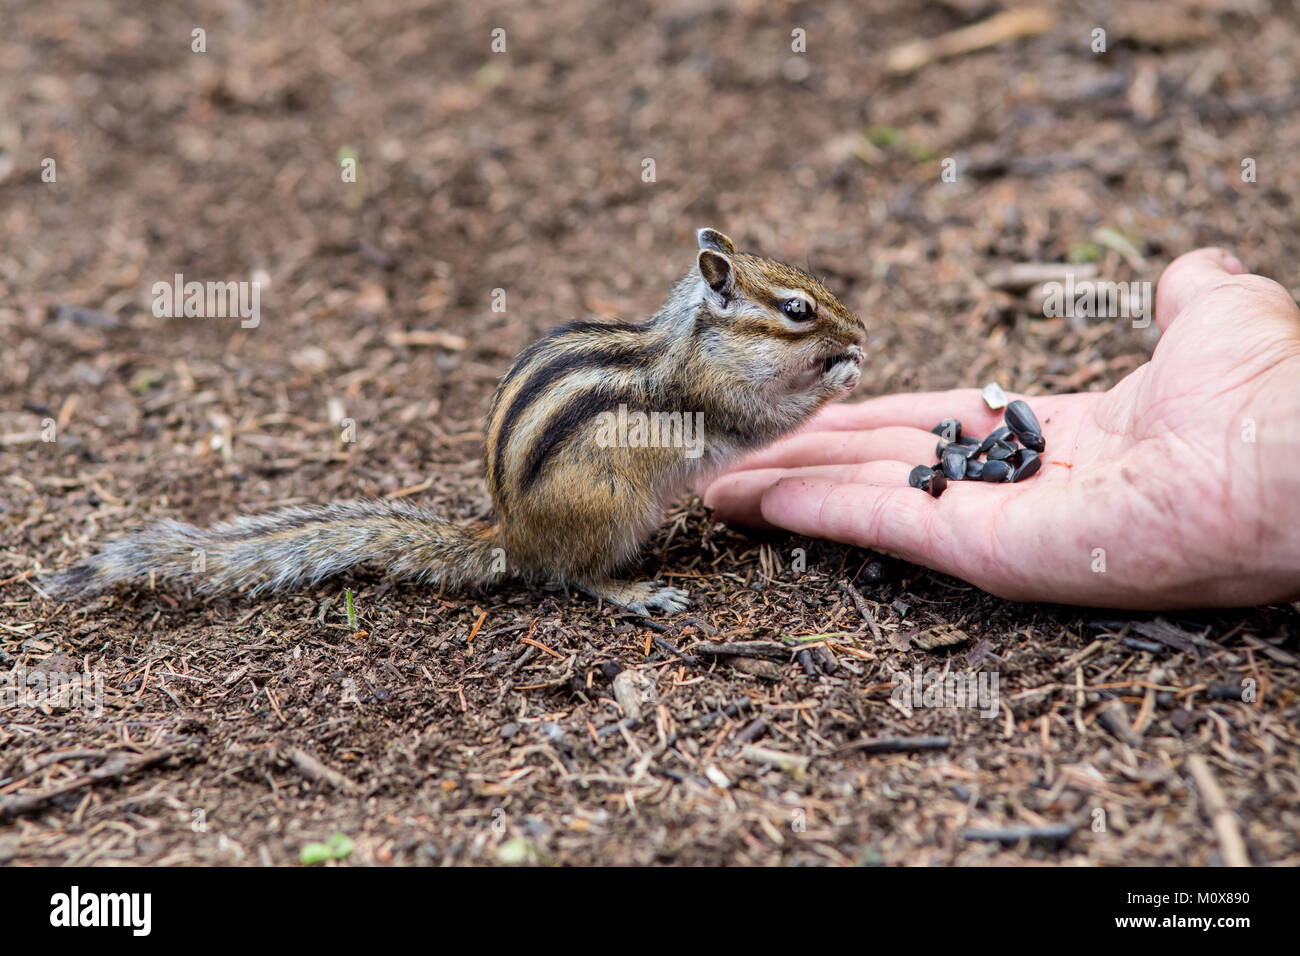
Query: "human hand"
703 249 1300 609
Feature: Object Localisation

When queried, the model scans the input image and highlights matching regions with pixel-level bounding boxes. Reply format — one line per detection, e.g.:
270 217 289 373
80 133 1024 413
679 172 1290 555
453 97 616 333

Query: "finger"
1154 247 1247 332
758 476 955 572
724 425 938 473
695 423 936 499
704 460 906 526
812 389 1013 435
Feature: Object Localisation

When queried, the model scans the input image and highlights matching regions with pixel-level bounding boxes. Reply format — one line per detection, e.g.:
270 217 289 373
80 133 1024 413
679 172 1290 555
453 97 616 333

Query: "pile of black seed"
908 399 1046 498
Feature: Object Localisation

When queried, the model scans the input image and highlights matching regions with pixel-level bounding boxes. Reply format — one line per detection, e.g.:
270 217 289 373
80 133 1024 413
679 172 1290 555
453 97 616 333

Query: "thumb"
1154 247 1246 331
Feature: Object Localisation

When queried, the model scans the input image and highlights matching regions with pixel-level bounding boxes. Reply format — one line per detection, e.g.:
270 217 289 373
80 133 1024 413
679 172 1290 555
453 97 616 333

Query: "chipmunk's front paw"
583 579 690 616
820 344 863 396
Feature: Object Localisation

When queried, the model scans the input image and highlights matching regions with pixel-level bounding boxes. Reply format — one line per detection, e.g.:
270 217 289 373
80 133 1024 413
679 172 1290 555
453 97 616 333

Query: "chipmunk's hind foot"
581 579 689 616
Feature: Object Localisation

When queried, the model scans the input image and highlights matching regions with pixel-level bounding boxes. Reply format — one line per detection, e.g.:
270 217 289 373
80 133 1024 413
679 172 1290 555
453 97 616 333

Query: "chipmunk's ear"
697 249 735 296
697 227 737 255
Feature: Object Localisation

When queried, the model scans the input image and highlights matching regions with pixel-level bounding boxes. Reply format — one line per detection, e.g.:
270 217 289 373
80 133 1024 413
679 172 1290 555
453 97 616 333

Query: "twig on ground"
961 822 1075 845
838 580 883 643
652 635 697 666
283 746 357 794
691 641 793 662
984 262 1099 292
0 749 179 820
885 9 1057 75
839 736 952 755
1186 755 1250 867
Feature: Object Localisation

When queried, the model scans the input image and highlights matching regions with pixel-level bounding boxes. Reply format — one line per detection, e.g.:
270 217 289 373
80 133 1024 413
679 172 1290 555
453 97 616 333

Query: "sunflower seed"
1005 400 1046 452
981 459 1011 482
941 449 968 480
908 464 947 497
978 426 1013 454
930 419 962 441
1010 449 1041 482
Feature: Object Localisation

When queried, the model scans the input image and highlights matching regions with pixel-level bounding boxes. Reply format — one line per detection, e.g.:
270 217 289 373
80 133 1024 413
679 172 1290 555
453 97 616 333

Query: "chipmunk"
50 228 865 615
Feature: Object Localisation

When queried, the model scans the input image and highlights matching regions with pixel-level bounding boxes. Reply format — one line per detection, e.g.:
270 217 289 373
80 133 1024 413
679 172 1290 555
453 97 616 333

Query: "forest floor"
2 0 1297 865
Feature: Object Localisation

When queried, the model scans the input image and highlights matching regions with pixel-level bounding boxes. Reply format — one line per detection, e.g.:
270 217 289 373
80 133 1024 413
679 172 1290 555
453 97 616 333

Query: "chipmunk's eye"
781 297 815 321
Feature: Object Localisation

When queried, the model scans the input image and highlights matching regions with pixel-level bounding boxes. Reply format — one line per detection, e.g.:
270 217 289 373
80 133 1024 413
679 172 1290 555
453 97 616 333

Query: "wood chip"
612 669 654 721
1130 619 1213 655
913 626 969 651
1097 699 1142 747
730 657 784 681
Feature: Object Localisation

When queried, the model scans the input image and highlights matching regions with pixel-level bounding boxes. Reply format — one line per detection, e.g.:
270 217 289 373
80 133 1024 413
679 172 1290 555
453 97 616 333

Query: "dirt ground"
2 0 1298 866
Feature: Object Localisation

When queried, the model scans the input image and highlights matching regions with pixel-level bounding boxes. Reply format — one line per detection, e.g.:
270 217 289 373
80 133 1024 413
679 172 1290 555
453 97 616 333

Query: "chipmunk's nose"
849 315 867 345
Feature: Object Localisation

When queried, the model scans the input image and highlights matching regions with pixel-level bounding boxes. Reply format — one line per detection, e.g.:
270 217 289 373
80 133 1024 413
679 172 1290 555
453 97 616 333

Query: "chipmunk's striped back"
485 320 670 508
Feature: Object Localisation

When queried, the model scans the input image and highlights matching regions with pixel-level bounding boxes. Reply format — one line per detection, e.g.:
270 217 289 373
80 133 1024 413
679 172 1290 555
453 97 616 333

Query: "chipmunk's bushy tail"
48 500 503 597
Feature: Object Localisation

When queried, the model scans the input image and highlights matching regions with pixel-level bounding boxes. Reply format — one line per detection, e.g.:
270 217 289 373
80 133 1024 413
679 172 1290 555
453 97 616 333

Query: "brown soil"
1 0 1297 866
